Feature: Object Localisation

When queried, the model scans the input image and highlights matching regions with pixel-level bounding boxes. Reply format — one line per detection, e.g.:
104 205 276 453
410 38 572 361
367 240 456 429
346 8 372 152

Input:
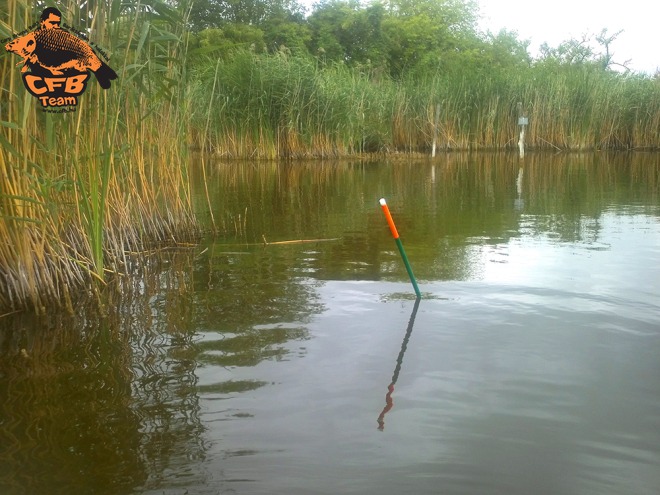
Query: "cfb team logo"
3 7 117 112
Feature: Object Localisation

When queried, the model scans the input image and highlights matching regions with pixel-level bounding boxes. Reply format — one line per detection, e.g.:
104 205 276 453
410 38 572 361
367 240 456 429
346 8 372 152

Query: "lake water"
1 153 659 494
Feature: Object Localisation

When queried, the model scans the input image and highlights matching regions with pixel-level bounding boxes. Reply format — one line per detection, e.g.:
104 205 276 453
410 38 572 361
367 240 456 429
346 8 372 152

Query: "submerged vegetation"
1 0 659 312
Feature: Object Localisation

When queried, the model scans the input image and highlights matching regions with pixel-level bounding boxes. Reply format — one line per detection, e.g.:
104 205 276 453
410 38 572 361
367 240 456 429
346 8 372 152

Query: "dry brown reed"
0 0 199 312
190 52 659 157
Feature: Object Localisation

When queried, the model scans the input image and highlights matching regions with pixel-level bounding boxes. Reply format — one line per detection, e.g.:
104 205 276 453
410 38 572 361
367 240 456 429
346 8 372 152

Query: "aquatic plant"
0 0 199 312
189 51 659 157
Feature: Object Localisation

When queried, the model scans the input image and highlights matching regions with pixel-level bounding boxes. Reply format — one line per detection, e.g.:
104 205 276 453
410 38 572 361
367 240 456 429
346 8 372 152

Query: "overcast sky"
477 0 658 73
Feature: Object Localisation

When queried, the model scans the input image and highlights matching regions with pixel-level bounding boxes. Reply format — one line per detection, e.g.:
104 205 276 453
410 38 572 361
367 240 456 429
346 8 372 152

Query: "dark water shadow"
377 296 421 431
0 249 207 495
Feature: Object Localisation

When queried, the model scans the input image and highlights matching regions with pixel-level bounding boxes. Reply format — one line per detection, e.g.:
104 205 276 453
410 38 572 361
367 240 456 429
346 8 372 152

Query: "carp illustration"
5 28 117 89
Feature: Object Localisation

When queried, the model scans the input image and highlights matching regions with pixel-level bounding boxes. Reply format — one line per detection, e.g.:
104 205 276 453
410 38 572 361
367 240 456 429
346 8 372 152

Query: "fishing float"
379 198 422 299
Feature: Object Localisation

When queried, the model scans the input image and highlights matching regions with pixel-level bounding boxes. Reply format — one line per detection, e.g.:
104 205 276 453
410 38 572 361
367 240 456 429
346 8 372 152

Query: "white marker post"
431 103 441 158
517 102 528 158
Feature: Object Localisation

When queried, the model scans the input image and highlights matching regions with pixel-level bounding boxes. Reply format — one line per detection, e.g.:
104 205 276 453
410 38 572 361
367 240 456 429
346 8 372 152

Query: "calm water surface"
1 153 659 494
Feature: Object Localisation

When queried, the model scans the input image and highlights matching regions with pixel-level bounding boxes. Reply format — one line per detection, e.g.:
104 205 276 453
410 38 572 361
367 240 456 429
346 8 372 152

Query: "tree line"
185 0 651 78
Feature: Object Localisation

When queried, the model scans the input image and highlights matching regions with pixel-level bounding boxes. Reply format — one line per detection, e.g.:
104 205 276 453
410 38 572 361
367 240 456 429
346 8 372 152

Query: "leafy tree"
187 0 306 31
188 0 309 56
385 0 478 32
382 13 443 76
381 0 480 77
479 29 531 70
306 1 363 62
194 24 266 58
344 2 388 68
489 30 531 65
307 0 482 76
187 0 227 31
263 19 311 53
538 29 630 72
539 35 596 66
262 5 311 53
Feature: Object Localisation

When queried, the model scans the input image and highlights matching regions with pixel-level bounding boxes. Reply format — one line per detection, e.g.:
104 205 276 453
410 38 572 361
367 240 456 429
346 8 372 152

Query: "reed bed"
190 52 660 157
2 3 658 312
1 0 198 312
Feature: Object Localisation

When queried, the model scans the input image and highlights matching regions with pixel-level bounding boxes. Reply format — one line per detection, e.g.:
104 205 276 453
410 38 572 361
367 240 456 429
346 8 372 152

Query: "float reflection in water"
377 296 421 430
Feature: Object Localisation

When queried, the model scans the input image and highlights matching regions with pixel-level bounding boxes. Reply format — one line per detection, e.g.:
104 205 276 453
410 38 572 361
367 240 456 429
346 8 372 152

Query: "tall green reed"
190 52 659 157
0 0 198 312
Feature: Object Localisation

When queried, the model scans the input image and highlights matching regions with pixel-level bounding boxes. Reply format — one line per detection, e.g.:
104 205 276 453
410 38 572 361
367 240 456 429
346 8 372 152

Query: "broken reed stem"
261 235 339 246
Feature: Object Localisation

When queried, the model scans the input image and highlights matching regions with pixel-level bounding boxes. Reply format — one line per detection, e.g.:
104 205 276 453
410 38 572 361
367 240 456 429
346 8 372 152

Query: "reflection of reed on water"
0 249 206 495
0 301 147 494
0 239 322 493
378 297 421 431
197 154 660 288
